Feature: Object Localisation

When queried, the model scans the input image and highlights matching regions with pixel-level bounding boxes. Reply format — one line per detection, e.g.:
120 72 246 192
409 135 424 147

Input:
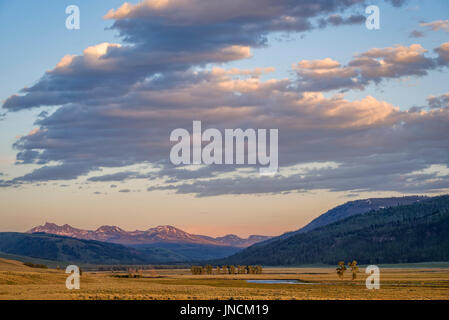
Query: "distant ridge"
28 223 271 248
282 195 428 238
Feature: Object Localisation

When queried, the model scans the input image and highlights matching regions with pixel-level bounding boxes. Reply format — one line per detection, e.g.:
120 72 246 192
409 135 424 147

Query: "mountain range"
3 195 446 265
27 223 270 248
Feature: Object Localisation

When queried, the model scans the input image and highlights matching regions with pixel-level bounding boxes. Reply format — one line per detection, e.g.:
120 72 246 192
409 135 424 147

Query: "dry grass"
1 259 448 300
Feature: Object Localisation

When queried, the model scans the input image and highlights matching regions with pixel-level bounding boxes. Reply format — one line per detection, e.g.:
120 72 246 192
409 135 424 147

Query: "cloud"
4 0 449 198
411 92 449 112
6 64 449 197
426 93 449 109
387 0 408 7
88 171 139 182
294 43 445 92
104 0 365 26
11 163 94 183
318 14 366 28
293 58 360 92
149 159 449 197
352 44 435 78
435 42 449 66
421 19 449 33
3 0 397 113
409 30 424 38
2 43 251 112
4 61 449 195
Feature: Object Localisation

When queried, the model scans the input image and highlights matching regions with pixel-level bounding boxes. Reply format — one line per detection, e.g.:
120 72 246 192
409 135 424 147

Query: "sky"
0 0 448 237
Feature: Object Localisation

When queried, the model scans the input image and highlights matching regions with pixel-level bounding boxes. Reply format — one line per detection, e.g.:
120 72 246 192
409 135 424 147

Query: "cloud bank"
2 0 449 197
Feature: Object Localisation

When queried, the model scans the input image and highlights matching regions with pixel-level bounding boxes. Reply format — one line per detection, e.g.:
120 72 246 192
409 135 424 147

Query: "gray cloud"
427 93 449 109
435 42 449 66
11 163 94 183
412 92 449 111
4 0 449 199
149 155 449 197
318 14 366 28
421 20 449 33
88 171 139 182
409 30 424 38
4 64 449 195
294 43 448 92
3 0 406 112
2 43 251 112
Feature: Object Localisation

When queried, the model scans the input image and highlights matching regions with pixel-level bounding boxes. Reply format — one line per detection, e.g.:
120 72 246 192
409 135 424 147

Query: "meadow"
0 258 448 300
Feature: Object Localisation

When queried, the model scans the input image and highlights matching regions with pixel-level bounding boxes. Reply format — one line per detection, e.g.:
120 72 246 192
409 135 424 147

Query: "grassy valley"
1 258 449 300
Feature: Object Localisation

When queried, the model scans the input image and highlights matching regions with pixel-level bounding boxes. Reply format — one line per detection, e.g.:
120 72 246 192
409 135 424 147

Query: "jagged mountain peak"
95 225 125 233
27 222 270 247
216 234 242 241
149 225 184 233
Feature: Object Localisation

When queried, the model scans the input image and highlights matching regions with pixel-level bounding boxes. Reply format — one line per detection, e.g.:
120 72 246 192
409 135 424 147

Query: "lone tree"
336 261 347 279
348 260 359 280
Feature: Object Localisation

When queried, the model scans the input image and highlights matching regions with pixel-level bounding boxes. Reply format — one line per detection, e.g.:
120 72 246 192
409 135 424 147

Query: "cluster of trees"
191 265 263 275
97 265 186 272
336 260 359 280
98 265 136 272
24 262 48 269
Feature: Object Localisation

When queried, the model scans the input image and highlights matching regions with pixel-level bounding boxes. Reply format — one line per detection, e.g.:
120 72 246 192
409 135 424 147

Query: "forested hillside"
221 195 449 265
0 232 149 264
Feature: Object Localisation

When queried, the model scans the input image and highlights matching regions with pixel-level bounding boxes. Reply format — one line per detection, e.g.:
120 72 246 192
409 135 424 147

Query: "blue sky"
0 0 448 235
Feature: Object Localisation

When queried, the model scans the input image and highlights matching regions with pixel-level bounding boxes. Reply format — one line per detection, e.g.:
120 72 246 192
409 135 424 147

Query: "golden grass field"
1 258 448 300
